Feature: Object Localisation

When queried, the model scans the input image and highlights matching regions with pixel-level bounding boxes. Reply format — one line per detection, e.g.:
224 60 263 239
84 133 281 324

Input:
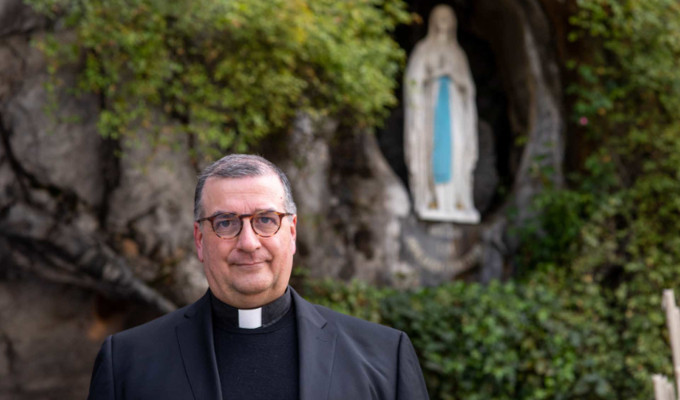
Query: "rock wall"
1 1 207 397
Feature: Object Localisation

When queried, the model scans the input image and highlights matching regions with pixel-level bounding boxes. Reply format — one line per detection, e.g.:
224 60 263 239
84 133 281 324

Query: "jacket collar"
176 292 222 400
291 287 338 400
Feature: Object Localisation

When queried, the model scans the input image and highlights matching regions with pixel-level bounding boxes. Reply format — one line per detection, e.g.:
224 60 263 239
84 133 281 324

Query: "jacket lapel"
292 288 338 400
176 292 222 400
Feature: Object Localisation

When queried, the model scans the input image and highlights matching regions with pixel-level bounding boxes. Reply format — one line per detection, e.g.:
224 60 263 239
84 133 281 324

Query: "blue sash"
432 76 452 183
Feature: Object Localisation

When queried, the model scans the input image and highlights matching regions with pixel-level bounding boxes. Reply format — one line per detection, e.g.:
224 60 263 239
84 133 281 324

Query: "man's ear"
193 222 205 262
289 215 297 255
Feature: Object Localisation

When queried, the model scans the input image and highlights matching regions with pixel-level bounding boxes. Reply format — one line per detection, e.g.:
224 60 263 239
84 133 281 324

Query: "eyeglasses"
196 210 293 239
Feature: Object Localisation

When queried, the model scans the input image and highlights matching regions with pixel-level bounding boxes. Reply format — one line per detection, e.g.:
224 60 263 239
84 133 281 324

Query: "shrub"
302 278 634 400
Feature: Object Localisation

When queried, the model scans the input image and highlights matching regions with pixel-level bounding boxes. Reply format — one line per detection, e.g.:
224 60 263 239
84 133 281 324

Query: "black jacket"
87 287 430 400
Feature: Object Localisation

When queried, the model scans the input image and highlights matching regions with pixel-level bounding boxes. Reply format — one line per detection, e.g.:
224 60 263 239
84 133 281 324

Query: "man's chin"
231 277 277 297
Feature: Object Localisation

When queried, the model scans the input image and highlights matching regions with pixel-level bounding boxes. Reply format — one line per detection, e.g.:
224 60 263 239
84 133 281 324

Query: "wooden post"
654 374 676 400
663 289 680 399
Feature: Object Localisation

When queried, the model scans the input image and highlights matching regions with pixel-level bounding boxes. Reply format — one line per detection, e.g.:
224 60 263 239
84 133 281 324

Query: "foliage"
303 278 633 400
301 278 389 324
27 0 410 156
518 0 680 397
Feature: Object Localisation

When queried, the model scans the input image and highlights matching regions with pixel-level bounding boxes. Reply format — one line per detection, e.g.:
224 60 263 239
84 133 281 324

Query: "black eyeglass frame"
196 210 294 239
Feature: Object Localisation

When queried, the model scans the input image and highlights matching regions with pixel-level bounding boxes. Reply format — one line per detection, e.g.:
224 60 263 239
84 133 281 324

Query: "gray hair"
194 154 297 220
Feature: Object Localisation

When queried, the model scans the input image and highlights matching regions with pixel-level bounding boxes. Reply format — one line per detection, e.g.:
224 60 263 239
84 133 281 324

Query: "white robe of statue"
404 5 480 224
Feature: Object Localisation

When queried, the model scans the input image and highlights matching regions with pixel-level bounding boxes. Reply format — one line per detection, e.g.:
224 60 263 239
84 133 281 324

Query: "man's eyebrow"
207 208 277 218
208 210 237 218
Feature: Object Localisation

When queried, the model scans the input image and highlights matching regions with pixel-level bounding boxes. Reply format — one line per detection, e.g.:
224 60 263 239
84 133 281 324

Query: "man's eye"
215 217 237 229
255 214 277 225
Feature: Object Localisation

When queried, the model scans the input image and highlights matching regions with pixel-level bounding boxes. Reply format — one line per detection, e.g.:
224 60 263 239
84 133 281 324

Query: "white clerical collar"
210 288 292 330
237 308 262 329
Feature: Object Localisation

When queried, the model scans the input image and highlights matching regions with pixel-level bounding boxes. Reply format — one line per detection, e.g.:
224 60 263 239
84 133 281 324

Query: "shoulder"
314 304 401 338
296 295 429 397
112 293 207 346
293 291 404 349
406 41 429 72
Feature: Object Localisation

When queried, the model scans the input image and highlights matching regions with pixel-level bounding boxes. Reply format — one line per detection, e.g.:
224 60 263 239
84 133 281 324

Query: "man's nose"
235 220 261 252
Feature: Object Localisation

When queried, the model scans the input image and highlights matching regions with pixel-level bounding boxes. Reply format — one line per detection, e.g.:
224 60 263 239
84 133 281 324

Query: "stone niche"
286 0 565 286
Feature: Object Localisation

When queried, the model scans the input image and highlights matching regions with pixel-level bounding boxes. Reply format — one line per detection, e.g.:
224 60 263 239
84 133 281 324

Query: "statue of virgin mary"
404 4 480 223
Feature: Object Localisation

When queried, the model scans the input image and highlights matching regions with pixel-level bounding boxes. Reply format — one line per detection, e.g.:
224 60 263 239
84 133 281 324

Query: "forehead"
201 174 286 213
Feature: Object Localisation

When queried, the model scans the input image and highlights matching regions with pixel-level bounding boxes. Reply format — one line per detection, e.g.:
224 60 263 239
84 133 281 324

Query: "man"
87 154 430 400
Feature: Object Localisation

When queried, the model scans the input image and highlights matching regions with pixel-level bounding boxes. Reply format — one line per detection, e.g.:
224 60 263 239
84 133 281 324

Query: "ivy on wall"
519 0 680 397
27 0 410 157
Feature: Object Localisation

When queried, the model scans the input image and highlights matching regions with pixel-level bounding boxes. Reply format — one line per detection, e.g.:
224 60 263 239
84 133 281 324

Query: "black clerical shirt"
210 291 299 400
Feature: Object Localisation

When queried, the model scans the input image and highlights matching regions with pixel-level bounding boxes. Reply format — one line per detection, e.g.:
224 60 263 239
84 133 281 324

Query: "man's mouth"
231 260 268 267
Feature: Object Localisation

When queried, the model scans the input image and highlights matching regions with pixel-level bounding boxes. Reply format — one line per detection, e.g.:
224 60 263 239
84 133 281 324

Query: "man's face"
193 174 297 308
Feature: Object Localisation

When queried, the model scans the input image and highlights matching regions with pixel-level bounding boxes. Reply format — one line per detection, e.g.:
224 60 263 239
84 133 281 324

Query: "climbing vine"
519 0 680 396
28 0 410 157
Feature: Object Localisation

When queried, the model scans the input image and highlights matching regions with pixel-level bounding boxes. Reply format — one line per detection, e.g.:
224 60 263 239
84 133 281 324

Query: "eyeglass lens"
212 211 282 238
